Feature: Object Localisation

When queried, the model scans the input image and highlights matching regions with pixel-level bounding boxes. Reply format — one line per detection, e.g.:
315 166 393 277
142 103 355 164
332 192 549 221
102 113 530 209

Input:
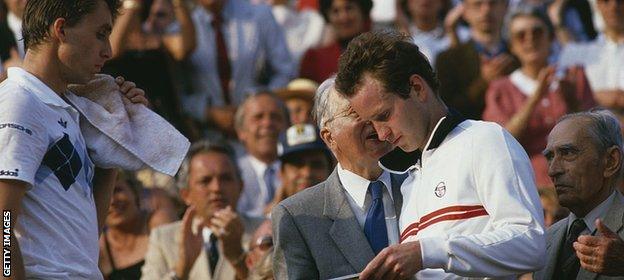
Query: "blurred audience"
270 0 325 68
538 187 568 228
436 0 518 120
483 8 595 187
559 0 624 125
245 219 273 270
235 93 289 218
299 0 373 83
3 0 25 58
99 171 149 280
275 79 318 125
104 0 197 139
181 0 294 137
264 123 333 214
400 0 452 65
142 140 264 280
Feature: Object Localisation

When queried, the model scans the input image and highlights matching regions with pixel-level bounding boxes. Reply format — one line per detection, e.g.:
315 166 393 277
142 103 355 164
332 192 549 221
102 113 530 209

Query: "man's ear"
320 127 334 149
51 18 67 43
408 74 428 102
603 146 622 178
180 187 192 206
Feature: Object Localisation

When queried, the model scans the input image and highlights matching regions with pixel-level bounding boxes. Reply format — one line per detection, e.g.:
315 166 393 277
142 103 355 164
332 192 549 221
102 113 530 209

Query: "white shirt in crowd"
337 164 400 245
559 35 624 91
409 25 451 66
181 0 295 121
0 68 100 279
271 5 324 67
236 154 281 217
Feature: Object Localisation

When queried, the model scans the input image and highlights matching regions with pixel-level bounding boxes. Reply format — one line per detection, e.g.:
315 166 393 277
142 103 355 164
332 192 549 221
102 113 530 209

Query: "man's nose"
373 122 391 142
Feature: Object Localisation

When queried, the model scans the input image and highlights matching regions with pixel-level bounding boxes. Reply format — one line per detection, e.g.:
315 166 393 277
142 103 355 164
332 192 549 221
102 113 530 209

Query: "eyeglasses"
511 25 546 42
251 235 273 251
322 107 359 127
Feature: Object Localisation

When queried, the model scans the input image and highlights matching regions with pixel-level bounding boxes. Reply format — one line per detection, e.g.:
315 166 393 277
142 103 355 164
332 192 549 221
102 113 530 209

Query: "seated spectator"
105 0 197 139
181 0 295 137
270 0 325 68
299 0 373 84
400 0 452 65
559 0 624 125
436 0 518 120
141 140 265 280
275 79 318 125
235 93 289 218
99 171 149 280
264 123 333 214
483 8 595 187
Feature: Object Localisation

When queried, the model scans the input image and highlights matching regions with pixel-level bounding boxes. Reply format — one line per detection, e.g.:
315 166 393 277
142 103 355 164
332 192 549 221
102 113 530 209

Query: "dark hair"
22 0 121 50
319 0 373 23
335 30 439 99
176 138 241 191
399 0 451 21
508 7 555 40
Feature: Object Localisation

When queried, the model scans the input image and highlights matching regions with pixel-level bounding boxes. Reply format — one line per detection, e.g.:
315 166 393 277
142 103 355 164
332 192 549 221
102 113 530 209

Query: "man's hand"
175 206 205 280
360 241 423 280
480 54 515 83
115 76 149 106
210 206 244 262
573 219 624 276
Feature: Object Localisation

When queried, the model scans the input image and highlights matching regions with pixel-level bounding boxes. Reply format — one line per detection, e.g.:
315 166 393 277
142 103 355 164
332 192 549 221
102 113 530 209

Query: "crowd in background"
1 0 623 279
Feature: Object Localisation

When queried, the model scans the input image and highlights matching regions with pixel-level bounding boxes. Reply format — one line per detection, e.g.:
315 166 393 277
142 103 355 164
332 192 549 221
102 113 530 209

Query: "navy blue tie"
364 181 389 255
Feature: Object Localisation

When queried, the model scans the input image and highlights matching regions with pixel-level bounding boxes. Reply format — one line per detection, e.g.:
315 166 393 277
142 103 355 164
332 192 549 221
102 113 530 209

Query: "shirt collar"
568 191 617 234
379 108 465 173
7 67 72 109
337 163 393 210
510 69 538 97
247 154 279 176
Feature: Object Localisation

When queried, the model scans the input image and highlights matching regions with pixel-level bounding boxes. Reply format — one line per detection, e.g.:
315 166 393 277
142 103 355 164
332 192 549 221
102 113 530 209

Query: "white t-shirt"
0 68 101 279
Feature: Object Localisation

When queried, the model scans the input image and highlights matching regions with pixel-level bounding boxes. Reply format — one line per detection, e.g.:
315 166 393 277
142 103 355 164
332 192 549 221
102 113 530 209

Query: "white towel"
66 74 190 176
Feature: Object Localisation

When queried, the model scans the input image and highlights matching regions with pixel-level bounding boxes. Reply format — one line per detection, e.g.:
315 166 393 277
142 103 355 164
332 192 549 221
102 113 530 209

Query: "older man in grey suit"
535 110 624 280
272 78 406 279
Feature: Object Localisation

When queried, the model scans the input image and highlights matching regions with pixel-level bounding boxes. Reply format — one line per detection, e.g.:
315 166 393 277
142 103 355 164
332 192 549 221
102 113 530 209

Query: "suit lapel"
577 193 624 280
324 170 376 272
543 217 568 279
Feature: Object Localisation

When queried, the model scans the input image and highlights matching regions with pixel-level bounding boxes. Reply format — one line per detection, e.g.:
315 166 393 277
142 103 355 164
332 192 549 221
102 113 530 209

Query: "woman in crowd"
99 172 150 280
483 8 595 188
299 0 373 83
104 0 198 140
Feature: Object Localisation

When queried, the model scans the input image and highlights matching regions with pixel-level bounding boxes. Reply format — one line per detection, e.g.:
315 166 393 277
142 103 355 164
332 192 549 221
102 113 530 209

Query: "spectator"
245 219 272 271
264 123 333 214
104 0 197 140
275 79 318 125
272 78 405 279
0 0 148 278
235 93 289 218
536 110 624 279
299 0 373 84
181 0 295 137
400 0 452 65
270 0 325 68
141 140 265 280
436 0 518 120
559 0 624 125
482 9 595 187
99 171 149 280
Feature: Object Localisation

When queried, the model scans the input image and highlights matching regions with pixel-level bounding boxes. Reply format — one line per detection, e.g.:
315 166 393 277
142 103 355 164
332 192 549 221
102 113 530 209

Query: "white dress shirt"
182 0 295 120
559 35 624 91
236 154 281 218
336 164 400 245
567 191 623 236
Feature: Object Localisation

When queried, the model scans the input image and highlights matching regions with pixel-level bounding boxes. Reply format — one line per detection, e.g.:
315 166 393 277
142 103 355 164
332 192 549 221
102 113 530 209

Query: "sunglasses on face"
511 25 546 42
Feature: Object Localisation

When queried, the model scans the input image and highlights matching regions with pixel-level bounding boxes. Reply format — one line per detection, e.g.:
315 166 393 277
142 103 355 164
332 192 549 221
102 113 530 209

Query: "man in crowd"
559 0 624 122
435 0 517 120
235 93 289 218
181 0 295 136
265 122 333 213
142 140 264 280
272 78 405 279
535 110 624 279
0 0 150 278
335 30 545 279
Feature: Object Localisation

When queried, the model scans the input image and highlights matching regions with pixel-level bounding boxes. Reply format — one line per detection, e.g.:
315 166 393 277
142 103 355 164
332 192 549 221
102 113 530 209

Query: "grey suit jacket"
272 168 405 279
534 192 624 280
141 217 263 280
